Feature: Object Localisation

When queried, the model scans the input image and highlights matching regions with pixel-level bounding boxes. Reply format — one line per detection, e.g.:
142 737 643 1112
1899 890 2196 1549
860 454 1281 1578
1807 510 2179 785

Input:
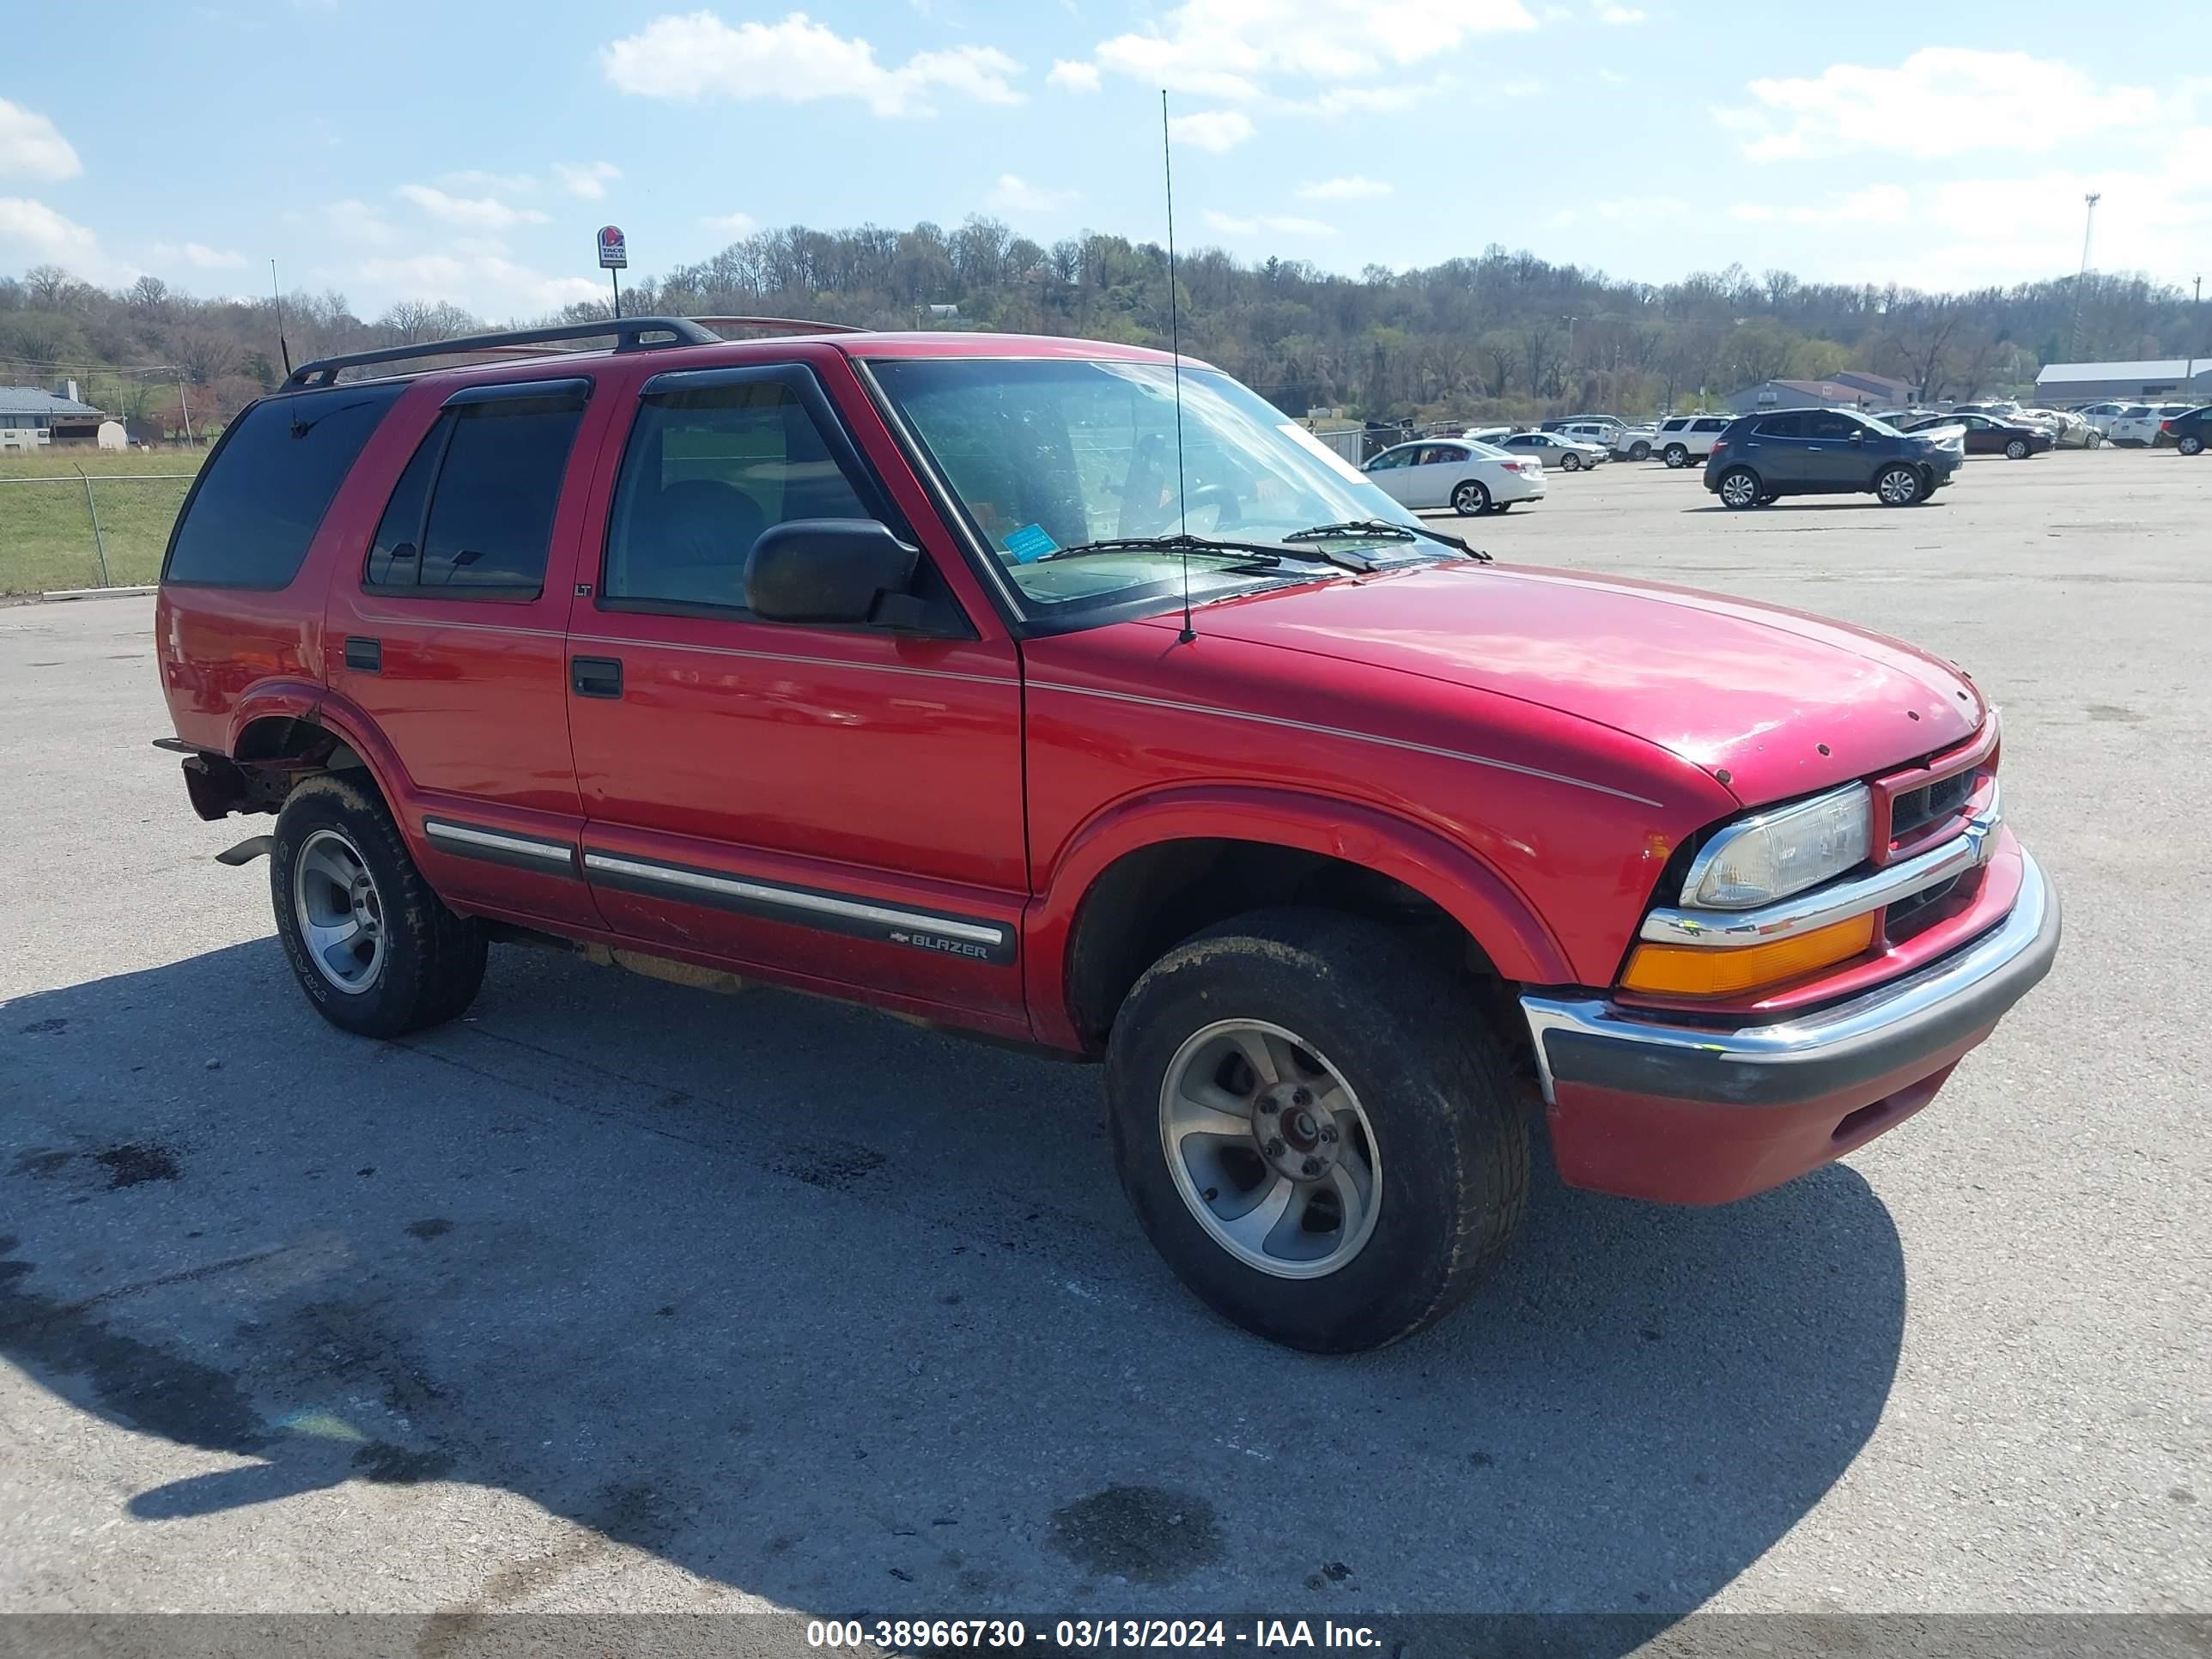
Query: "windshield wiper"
1283 519 1492 562
1036 533 1378 574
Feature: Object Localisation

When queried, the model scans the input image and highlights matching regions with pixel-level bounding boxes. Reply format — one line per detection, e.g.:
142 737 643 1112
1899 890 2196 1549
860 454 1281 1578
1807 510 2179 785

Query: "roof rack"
283 315 719 390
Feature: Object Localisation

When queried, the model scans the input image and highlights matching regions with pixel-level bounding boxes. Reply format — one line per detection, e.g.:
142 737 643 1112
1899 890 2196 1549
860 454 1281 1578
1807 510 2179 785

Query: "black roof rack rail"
283 315 719 390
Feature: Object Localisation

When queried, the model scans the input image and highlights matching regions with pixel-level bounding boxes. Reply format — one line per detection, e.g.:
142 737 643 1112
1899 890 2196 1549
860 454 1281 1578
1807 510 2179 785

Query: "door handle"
571 655 623 699
344 636 382 673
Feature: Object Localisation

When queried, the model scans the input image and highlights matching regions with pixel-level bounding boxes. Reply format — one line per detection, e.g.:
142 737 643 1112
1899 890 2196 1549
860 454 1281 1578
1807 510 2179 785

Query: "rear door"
325 375 607 929
1736 411 1803 482
562 353 1029 1024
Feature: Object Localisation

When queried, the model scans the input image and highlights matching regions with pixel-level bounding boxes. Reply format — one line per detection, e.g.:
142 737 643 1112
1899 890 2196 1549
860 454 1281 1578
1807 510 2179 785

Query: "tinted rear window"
164 385 405 588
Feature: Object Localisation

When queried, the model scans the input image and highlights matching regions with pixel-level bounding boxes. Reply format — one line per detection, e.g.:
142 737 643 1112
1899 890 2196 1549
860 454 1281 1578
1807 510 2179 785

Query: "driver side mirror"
745 519 921 627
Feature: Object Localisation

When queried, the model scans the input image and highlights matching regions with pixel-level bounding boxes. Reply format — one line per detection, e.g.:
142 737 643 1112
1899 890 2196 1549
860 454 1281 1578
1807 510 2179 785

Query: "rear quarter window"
163 386 404 588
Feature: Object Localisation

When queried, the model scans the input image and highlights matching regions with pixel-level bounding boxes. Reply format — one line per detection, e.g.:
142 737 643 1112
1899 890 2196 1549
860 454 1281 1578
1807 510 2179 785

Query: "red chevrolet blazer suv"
153 318 2060 1352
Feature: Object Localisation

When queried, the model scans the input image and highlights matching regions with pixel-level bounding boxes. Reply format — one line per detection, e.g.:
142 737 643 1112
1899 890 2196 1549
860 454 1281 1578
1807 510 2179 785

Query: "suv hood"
1164 561 1986 805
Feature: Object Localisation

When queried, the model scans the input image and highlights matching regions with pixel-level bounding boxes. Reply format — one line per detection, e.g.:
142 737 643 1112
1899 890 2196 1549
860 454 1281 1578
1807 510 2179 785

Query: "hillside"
4 223 2203 434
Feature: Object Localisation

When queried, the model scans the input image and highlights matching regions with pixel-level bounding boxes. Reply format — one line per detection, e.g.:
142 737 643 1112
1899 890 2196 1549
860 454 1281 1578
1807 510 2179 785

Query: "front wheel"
1629 441 1651 461
2086 429 2104 448
1662 444 1688 468
271 775 487 1038
1451 479 1491 515
2180 434 2205 456
2005 438 2031 459
1717 467 1762 509
1875 463 1923 507
1559 453 1583 471
1105 910 1528 1352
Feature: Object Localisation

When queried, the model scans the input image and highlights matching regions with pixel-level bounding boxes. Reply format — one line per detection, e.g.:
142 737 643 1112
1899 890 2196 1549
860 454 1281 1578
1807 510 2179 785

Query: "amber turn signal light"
1620 913 1878 999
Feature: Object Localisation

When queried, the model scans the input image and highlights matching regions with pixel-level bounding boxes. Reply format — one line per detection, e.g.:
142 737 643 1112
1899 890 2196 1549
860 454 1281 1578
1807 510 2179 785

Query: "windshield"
869 357 1430 621
1860 412 1905 437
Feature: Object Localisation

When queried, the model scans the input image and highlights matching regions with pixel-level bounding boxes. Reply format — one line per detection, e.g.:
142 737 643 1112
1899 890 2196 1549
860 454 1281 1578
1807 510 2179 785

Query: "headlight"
1682 784 1872 909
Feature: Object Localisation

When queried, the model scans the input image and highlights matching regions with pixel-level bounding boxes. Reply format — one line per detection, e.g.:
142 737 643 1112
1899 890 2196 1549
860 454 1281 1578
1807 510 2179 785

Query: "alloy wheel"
292 827 386 992
1158 1019 1382 1279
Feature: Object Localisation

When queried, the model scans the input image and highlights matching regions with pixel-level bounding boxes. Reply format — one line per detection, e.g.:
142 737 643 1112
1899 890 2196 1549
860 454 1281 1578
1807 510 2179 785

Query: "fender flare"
1023 784 1571 1050
227 684 417 820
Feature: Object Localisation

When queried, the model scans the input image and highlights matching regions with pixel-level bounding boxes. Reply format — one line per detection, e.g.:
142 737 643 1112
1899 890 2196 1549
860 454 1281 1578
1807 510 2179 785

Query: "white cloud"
1498 76 1542 98
1597 68 1626 85
1717 49 2165 161
1046 59 1101 92
1203 209 1337 237
1313 83 1433 116
438 168 538 194
1297 175 1391 201
603 11 1023 118
1170 109 1255 152
1595 2 1644 21
149 240 251 270
0 99 82 181
395 184 551 228
1728 184 1911 227
554 161 623 199
0 196 108 273
343 251 607 319
323 198 397 246
1547 194 1692 228
1085 0 1534 100
701 210 758 234
989 173 1077 212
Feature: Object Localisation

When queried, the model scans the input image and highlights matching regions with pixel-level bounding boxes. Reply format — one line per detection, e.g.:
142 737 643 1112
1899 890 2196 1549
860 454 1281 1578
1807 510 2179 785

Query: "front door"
1398 444 1466 508
562 356 1029 1024
324 374 609 929
1799 410 1871 488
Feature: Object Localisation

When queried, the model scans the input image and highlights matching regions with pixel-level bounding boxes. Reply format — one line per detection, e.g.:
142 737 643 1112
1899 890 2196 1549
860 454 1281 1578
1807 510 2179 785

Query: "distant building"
1723 376 1910 415
2033 359 2212 405
97 420 128 450
0 386 107 451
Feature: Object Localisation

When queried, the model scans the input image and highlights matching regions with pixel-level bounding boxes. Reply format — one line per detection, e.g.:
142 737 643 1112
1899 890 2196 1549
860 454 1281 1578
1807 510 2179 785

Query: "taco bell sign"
597 226 628 270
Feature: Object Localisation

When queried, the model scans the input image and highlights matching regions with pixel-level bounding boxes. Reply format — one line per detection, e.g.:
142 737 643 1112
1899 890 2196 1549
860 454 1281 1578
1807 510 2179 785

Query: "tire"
2004 438 2030 459
1875 463 1923 507
270 774 487 1038
2087 430 2104 449
1628 441 1650 461
1450 479 1491 516
1559 453 1583 471
1662 444 1688 468
1717 466 1762 509
2180 434 2204 457
1105 909 1528 1353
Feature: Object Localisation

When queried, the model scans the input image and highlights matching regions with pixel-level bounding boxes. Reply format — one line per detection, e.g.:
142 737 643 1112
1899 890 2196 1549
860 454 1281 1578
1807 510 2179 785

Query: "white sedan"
1493 429 1610 471
1363 439 1547 515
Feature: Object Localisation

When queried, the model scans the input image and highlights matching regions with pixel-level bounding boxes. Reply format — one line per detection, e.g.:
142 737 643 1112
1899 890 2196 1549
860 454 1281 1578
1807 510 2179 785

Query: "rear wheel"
1662 444 1688 468
1717 467 1762 509
1875 463 1923 507
2004 438 2031 459
271 775 487 1038
1629 441 1651 461
1105 910 1528 1352
2180 434 2205 456
1450 479 1491 516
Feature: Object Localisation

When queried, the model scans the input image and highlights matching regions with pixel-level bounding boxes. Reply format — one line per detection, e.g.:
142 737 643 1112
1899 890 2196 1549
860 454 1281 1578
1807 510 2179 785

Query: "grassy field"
0 448 205 594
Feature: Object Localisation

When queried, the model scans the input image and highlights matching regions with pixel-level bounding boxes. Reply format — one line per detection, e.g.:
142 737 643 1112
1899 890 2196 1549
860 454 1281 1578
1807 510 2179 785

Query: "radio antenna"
1162 88 1194 645
270 259 292 379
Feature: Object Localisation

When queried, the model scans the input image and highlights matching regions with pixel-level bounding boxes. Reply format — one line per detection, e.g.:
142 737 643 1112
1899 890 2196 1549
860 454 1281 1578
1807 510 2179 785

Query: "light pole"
2069 191 2100 360
2188 274 2203 396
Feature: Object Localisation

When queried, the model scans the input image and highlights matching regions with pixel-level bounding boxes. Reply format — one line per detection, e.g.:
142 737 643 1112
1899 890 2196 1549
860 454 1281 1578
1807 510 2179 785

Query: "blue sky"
2 2 2202 319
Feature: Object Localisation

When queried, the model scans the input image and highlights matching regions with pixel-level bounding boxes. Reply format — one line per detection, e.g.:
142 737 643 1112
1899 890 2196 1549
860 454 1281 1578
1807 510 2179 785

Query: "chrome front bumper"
1521 850 2060 1109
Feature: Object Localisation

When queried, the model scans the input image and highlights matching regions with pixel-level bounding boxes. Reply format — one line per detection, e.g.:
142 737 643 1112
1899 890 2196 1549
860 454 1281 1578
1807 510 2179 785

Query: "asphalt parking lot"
2 448 2206 1639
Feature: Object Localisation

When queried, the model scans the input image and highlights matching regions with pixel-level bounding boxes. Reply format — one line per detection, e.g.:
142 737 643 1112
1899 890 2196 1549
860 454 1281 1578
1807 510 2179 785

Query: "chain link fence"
0 465 198 596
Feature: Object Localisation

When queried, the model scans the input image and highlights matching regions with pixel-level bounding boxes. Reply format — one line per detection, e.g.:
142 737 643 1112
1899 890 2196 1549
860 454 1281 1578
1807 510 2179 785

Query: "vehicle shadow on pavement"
1 939 1907 1640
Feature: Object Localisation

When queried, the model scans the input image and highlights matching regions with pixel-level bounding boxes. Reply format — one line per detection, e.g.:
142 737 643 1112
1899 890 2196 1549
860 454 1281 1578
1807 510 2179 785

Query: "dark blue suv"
1703 406 1963 509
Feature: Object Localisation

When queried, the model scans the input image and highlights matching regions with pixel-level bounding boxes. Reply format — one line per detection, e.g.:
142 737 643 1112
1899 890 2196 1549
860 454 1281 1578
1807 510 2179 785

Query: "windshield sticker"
1277 422 1374 486
1002 523 1060 564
